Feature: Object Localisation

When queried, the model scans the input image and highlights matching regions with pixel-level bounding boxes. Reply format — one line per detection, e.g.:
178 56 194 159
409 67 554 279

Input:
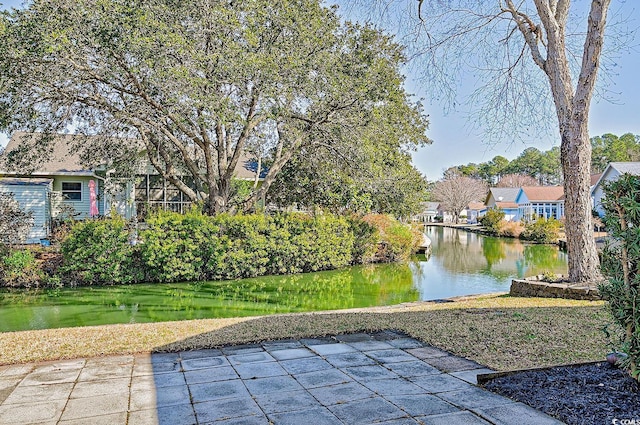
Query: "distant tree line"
442 133 640 187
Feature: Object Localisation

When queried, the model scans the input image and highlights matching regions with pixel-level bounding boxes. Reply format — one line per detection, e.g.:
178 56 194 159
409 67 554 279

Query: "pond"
0 226 567 332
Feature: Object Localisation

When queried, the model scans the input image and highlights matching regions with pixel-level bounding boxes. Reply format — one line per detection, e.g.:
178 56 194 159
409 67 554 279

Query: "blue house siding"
0 179 52 243
51 176 105 219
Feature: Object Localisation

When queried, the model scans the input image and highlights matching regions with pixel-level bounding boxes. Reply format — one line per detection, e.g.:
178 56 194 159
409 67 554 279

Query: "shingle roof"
488 187 520 203
495 201 518 209
521 186 564 202
590 173 603 186
609 162 640 175
467 201 486 211
0 131 265 179
0 131 96 174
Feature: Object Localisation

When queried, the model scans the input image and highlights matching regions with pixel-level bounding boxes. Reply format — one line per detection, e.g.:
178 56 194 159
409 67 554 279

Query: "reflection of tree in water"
425 226 567 278
520 245 568 276
428 227 488 274
482 238 506 268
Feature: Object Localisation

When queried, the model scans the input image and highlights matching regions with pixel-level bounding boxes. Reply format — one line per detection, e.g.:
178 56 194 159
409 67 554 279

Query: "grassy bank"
0 294 610 371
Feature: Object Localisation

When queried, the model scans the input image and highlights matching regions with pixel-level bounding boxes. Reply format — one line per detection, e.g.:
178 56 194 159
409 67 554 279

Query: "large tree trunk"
527 0 609 283
561 122 602 282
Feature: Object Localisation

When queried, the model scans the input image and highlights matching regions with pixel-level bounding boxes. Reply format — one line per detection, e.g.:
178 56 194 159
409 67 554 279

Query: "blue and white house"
1 131 264 243
591 162 640 217
516 186 565 222
485 188 520 221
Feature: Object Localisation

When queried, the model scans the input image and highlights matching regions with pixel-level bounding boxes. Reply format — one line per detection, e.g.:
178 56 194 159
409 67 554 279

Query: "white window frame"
61 181 82 201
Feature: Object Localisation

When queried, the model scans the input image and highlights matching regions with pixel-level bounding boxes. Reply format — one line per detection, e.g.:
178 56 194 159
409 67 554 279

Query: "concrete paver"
0 331 565 424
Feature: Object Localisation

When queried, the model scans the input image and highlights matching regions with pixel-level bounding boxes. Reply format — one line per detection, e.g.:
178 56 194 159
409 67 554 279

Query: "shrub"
57 211 410 286
599 173 640 381
500 220 524 238
209 213 271 279
520 217 562 243
60 217 142 285
347 215 378 264
141 208 221 282
480 208 505 235
0 249 44 287
362 214 420 262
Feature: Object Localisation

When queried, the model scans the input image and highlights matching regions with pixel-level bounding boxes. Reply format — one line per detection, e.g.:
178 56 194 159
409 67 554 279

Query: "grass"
0 294 612 371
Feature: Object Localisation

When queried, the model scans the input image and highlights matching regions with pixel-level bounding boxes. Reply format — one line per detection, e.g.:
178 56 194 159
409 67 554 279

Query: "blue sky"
1 0 639 180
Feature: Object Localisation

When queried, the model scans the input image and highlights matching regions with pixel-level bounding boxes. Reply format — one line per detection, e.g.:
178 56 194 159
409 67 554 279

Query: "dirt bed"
483 362 640 425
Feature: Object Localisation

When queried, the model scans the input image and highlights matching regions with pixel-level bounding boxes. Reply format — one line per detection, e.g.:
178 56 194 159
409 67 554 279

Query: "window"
62 182 82 201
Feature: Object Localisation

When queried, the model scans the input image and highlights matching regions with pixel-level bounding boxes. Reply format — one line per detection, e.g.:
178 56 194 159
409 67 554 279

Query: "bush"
480 208 505 235
520 217 562 243
60 216 142 285
500 220 524 238
362 214 420 262
599 173 640 381
346 215 378 264
141 208 221 282
57 211 411 285
0 248 44 287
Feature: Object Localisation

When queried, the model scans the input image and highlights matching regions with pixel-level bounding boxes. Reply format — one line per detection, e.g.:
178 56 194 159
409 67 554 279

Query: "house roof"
0 132 98 176
0 177 53 186
0 131 265 179
590 173 603 186
521 186 564 202
591 162 640 195
609 162 640 175
467 201 486 211
418 201 440 212
486 187 520 204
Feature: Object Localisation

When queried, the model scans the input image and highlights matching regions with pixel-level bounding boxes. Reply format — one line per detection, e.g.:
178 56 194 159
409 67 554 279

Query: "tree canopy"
591 133 640 173
0 0 429 214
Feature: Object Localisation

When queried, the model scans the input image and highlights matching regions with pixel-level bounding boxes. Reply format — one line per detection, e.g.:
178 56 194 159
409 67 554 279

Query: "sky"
1 0 639 181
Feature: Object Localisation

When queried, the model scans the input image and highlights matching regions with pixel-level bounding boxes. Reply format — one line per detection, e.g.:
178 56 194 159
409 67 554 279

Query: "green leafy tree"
506 147 543 180
268 145 427 217
478 156 510 184
0 0 428 214
591 133 640 173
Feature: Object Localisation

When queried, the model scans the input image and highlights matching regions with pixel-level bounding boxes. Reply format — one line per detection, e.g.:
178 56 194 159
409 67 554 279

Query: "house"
466 202 486 224
412 201 440 223
0 132 110 224
0 132 264 242
591 162 640 217
485 187 520 221
516 186 565 222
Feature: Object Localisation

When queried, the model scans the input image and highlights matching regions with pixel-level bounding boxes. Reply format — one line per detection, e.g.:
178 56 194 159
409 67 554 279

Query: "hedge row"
59 210 411 285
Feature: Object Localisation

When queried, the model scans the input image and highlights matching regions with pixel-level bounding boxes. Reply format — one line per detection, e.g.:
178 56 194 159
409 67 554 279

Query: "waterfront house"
0 132 263 242
485 187 520 221
516 186 565 222
591 162 640 217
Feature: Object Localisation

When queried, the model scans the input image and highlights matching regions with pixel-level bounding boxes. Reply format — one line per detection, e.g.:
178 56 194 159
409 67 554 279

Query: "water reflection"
0 227 567 332
0 264 420 332
414 226 568 300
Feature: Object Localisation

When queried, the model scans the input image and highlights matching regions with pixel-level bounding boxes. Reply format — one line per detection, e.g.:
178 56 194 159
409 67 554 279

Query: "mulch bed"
482 362 640 425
